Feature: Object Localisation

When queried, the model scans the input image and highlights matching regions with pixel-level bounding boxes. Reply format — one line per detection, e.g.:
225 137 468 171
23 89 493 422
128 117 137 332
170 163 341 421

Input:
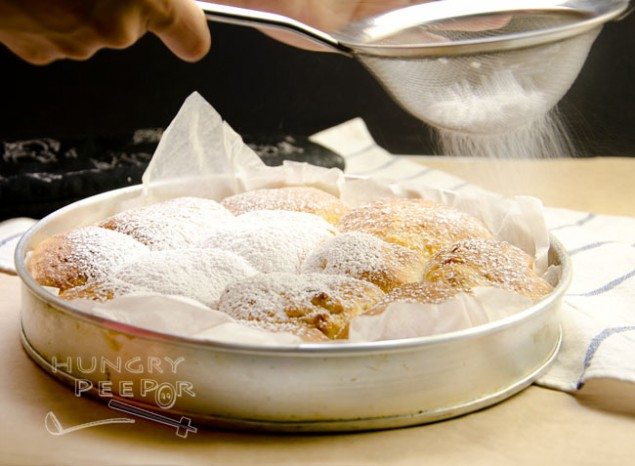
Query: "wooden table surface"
1 156 634 466
410 156 635 217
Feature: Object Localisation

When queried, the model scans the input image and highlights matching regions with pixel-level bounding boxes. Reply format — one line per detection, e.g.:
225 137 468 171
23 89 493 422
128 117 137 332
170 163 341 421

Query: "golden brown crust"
28 234 82 290
301 232 425 292
368 282 459 315
59 282 117 301
27 226 147 292
423 238 553 301
221 186 348 225
338 198 492 261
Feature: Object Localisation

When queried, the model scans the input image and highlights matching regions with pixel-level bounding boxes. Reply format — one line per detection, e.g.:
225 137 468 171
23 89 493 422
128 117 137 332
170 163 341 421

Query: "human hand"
0 0 210 65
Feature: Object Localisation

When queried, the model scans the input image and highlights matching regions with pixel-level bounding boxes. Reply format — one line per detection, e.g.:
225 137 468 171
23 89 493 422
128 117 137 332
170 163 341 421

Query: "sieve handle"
195 1 352 55
615 3 634 20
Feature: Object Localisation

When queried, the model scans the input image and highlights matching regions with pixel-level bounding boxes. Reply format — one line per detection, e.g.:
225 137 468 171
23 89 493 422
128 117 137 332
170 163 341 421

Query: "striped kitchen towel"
0 217 36 274
2 118 634 392
311 118 635 392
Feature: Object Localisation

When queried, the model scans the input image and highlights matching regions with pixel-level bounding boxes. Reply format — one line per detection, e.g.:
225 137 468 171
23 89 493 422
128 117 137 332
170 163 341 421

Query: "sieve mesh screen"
369 11 588 45
359 28 600 137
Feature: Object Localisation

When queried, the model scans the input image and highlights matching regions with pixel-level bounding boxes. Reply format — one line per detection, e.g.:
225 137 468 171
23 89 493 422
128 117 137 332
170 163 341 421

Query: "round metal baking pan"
15 184 571 432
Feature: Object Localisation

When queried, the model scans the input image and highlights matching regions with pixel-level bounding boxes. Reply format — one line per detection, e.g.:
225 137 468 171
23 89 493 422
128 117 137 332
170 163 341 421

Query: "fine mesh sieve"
197 0 631 135
358 25 600 134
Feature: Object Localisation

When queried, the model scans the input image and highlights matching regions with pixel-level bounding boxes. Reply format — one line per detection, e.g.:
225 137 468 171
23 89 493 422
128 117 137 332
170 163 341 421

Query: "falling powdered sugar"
427 70 550 135
434 109 575 159
427 70 575 158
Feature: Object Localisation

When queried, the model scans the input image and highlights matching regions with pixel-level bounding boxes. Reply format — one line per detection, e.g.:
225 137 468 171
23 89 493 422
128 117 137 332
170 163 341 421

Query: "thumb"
146 0 211 62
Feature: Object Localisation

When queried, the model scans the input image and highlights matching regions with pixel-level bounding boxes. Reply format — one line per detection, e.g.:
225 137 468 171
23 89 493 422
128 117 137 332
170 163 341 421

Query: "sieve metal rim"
346 1 629 58
197 0 629 58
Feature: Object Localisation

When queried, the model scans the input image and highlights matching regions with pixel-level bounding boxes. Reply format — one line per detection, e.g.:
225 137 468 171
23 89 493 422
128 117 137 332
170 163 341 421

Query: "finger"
146 0 211 62
0 32 60 65
48 34 101 60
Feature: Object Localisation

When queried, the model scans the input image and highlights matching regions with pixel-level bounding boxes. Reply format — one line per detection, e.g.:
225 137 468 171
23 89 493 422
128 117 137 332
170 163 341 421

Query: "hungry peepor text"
51 356 196 409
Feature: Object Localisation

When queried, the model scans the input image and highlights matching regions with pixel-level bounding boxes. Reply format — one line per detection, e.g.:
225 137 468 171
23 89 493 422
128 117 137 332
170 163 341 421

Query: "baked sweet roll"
201 210 336 273
423 238 553 301
218 273 385 340
100 197 233 250
61 248 258 307
27 226 148 292
301 232 425 292
339 198 492 261
27 190 551 342
221 186 347 225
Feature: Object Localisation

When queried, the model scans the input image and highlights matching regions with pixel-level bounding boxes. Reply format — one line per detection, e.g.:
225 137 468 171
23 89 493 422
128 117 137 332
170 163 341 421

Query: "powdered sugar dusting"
301 232 424 292
424 238 552 301
369 282 459 315
201 210 337 273
100 197 233 250
218 273 385 339
31 189 551 343
28 226 148 290
79 248 258 307
221 186 347 224
426 71 550 135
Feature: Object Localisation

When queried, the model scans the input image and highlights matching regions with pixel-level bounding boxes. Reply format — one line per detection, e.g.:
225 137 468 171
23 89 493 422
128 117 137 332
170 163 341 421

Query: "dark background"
0 13 633 219
0 14 633 157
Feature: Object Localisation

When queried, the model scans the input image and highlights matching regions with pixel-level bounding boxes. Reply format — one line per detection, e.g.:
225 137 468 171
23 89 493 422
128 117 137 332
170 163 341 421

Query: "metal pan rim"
20 325 562 431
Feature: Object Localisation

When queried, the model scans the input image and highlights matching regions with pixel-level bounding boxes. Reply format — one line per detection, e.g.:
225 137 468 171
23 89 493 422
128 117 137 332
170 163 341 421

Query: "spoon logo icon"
44 401 197 438
44 411 135 436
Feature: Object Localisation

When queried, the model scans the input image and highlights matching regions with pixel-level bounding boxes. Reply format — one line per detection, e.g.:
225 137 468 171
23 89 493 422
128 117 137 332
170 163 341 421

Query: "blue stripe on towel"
0 231 25 248
352 157 400 176
569 269 635 297
550 213 596 231
568 241 615 256
344 142 377 160
449 181 469 191
398 167 432 182
576 326 635 389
